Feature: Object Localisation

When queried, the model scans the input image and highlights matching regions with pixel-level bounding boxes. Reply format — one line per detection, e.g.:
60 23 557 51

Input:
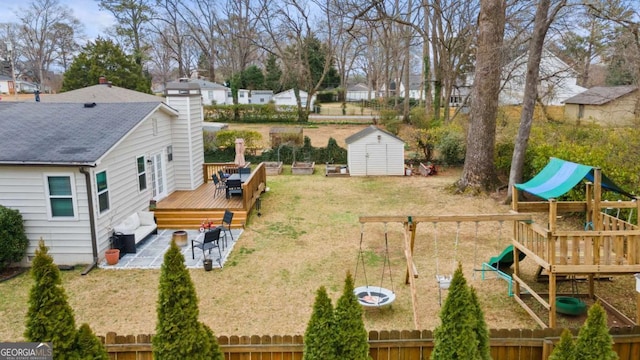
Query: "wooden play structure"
511 157 640 328
359 158 640 330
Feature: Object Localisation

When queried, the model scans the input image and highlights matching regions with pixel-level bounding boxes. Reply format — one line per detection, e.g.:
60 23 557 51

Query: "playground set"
354 158 640 329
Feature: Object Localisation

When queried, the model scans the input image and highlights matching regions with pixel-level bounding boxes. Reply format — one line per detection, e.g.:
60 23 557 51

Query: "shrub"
76 323 109 359
574 302 618 360
333 271 368 360
0 205 29 271
153 240 223 359
549 329 576 360
214 130 262 152
303 286 336 360
431 264 482 360
24 240 79 358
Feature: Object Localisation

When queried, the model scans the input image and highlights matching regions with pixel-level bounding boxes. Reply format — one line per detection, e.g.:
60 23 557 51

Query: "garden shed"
345 125 405 176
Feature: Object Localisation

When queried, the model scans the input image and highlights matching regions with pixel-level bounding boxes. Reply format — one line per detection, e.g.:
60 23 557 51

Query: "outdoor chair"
218 170 229 184
211 174 225 198
220 209 234 248
225 179 242 198
191 227 222 266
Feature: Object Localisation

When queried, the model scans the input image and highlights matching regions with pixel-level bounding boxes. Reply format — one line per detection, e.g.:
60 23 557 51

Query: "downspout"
80 167 99 275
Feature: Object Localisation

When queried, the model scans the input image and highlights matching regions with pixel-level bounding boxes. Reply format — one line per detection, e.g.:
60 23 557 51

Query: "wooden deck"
153 162 267 229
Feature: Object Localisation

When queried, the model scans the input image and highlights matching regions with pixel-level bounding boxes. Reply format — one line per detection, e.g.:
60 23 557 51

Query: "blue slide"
486 245 526 270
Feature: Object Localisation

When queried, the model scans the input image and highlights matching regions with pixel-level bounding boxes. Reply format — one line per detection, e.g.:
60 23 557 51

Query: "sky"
0 0 116 40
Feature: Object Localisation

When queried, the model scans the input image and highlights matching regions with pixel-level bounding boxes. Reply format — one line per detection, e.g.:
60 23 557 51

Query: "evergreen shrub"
0 205 29 271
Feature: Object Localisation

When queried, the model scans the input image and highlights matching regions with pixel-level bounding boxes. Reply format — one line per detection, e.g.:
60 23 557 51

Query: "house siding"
166 95 205 190
0 166 93 265
93 109 176 256
347 131 405 176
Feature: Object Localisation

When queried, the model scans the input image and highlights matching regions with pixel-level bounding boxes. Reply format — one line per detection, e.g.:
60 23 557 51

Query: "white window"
208 90 213 98
239 92 245 98
45 174 77 219
137 156 147 191
96 170 110 213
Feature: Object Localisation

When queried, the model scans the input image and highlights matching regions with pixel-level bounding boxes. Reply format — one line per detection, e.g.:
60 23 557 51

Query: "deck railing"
515 216 640 270
202 162 252 183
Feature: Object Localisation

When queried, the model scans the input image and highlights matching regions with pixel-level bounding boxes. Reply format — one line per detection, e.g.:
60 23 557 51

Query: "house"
0 74 15 95
272 89 316 108
0 78 205 267
345 125 405 176
16 80 39 93
346 83 374 101
188 79 230 105
563 85 639 126
249 90 274 104
500 49 587 106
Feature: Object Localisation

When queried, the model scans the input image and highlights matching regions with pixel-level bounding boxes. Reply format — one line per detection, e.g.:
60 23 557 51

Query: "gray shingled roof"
563 85 638 105
0 102 163 165
41 84 163 103
345 125 405 144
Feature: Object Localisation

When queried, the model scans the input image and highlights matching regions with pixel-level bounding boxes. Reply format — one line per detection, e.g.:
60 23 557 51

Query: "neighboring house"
346 83 375 101
380 75 427 100
0 79 205 266
0 75 15 94
226 88 250 105
272 89 316 108
16 80 38 93
188 78 230 105
345 125 405 176
249 90 274 104
563 85 639 126
500 49 586 106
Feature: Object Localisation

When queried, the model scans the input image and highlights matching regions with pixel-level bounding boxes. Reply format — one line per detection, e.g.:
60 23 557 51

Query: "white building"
273 89 316 108
345 126 405 176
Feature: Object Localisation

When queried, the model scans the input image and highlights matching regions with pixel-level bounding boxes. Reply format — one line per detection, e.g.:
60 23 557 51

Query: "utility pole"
5 41 18 100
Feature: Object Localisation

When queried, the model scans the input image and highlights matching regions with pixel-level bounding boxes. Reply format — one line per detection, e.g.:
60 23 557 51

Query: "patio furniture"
218 170 229 183
221 210 234 247
191 227 222 266
225 178 243 198
211 174 225 198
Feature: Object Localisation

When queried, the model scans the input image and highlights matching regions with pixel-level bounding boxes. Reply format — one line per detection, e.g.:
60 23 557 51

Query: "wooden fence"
101 326 640 360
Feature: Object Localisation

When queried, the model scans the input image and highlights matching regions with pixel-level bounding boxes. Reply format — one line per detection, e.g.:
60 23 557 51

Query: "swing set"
356 213 532 329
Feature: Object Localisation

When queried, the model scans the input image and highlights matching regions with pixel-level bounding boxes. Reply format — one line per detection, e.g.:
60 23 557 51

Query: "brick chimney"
99 76 107 85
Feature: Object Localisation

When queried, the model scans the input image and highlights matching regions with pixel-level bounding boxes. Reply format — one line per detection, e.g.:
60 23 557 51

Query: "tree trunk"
506 0 563 201
457 0 505 192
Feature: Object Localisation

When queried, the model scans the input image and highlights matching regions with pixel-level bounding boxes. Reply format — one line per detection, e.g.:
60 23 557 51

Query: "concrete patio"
99 228 243 270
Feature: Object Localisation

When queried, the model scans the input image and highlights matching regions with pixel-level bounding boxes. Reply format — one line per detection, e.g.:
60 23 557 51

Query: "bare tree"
150 0 190 77
506 0 567 200
97 0 153 65
456 0 506 192
16 0 83 91
146 30 176 87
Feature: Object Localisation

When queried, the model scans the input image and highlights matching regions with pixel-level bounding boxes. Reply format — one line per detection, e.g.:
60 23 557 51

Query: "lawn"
0 160 636 341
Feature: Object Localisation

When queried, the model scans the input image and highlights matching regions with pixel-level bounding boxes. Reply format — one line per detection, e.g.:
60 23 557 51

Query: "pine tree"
431 264 479 360
549 329 576 360
303 286 336 360
469 287 491 360
24 240 79 359
574 302 618 360
334 271 369 360
153 240 223 359
76 323 108 360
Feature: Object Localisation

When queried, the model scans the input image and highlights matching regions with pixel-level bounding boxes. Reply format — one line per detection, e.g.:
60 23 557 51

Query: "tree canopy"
61 38 151 93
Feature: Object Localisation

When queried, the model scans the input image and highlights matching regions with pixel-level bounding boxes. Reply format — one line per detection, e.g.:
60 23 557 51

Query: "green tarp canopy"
514 157 634 200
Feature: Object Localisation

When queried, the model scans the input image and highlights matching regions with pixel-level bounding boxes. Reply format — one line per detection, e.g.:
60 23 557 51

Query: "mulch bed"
0 267 28 283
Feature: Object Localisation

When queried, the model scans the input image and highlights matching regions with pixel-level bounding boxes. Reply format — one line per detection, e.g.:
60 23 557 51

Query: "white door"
365 144 388 175
150 152 166 199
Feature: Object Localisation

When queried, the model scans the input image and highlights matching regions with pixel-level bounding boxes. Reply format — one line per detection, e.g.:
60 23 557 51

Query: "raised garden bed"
325 164 349 177
292 161 315 175
264 161 283 175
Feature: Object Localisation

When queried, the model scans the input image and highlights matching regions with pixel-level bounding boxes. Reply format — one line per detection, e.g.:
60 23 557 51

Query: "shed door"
365 143 388 175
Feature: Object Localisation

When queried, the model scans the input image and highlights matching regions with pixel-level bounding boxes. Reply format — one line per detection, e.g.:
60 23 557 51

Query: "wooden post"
549 272 557 328
586 182 593 229
512 185 519 212
594 168 602 231
549 199 557 232
405 217 417 284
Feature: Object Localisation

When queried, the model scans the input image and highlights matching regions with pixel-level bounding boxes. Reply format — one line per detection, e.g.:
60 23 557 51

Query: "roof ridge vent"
84 102 97 108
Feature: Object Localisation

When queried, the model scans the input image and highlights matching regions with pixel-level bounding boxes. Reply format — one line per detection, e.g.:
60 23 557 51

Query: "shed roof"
345 125 405 144
0 102 171 165
41 84 162 103
563 85 637 105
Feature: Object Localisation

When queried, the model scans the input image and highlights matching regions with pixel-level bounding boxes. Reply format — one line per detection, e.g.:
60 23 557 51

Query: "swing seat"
436 274 452 289
354 286 396 307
